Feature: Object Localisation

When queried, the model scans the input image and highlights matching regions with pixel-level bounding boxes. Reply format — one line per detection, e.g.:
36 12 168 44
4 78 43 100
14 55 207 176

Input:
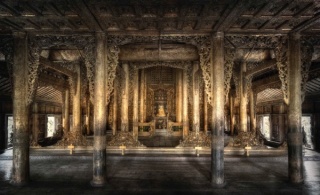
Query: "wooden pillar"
204 92 208 134
85 97 90 135
72 66 81 133
287 33 303 184
112 79 118 135
32 103 39 143
133 68 139 139
192 63 200 132
176 69 182 122
63 88 70 133
139 69 146 123
249 89 256 133
239 62 248 132
229 95 234 135
121 63 129 131
91 32 107 187
210 32 225 187
11 32 30 186
279 103 285 142
182 69 189 138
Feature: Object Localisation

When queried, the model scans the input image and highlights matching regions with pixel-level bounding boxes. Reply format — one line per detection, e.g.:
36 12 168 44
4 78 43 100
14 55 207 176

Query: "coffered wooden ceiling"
0 0 320 105
0 0 319 34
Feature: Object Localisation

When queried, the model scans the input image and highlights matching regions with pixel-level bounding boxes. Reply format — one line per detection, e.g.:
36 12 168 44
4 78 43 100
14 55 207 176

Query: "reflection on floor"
138 129 183 147
138 135 182 147
1 149 320 194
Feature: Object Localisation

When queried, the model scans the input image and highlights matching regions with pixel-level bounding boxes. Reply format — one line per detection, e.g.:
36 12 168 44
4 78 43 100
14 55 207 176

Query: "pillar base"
177 131 210 147
10 179 29 187
232 132 263 148
108 131 145 147
90 179 106 187
211 181 227 188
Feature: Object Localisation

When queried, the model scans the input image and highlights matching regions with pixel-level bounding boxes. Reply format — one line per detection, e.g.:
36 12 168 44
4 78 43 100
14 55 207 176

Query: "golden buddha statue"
157 105 166 117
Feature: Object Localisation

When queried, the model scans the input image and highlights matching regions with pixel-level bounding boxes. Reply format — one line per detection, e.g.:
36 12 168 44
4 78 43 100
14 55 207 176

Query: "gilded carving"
130 61 192 70
29 35 95 104
225 35 280 49
232 65 240 100
177 131 211 147
106 45 120 105
28 39 41 105
107 131 145 147
0 36 13 92
224 48 235 103
301 39 314 102
107 35 212 106
274 36 289 104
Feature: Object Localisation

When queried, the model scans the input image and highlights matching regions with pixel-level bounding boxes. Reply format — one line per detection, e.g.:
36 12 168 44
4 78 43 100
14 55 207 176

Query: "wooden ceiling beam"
69 0 103 31
38 73 67 90
291 12 320 33
39 57 76 78
259 1 295 31
214 0 252 31
246 59 276 77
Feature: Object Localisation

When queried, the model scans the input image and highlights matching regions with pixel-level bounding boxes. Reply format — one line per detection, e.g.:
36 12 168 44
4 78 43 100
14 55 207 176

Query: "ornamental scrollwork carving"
301 39 314 102
29 35 96 104
83 42 95 103
28 38 41 105
274 36 289 104
130 61 192 70
246 75 253 104
0 36 13 92
232 64 240 100
106 45 120 106
224 48 235 103
225 35 280 49
107 35 212 106
30 35 95 50
198 45 212 106
128 64 138 106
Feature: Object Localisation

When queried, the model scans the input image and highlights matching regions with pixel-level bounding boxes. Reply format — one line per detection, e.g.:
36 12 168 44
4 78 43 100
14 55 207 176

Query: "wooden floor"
1 149 320 194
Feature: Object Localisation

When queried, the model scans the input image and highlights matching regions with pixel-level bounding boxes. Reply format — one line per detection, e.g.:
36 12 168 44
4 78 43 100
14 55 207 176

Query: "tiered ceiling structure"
0 0 319 104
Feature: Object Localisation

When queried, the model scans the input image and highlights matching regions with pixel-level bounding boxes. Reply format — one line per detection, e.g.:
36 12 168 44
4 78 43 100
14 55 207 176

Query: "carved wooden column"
91 32 107 187
182 68 189 138
239 62 248 132
112 78 118 135
279 103 286 142
85 96 90 135
210 32 225 187
229 95 234 135
176 69 182 122
63 88 70 133
249 89 256 133
287 33 303 184
72 65 81 134
121 63 129 131
11 32 30 186
32 102 39 144
192 63 200 132
204 92 208 134
139 69 146 123
133 68 139 138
